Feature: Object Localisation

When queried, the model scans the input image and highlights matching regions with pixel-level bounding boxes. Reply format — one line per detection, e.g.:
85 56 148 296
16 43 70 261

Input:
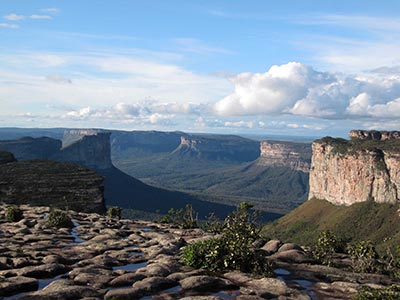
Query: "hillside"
263 198 400 252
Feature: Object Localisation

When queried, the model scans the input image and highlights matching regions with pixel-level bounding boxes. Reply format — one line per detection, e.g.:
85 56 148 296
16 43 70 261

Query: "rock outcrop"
0 160 105 213
349 130 400 141
0 137 61 160
172 135 259 162
309 132 400 205
257 141 311 172
55 130 112 170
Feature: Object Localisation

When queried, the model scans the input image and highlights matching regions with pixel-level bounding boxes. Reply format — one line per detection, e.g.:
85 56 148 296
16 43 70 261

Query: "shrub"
181 202 273 276
202 212 224 234
385 245 400 279
347 240 379 273
5 205 23 222
107 206 122 220
352 285 400 300
312 231 345 266
46 209 73 228
160 204 198 229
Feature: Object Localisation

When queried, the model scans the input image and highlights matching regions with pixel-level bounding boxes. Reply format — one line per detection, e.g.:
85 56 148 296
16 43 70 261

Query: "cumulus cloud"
0 23 19 29
39 8 59 14
4 14 25 21
215 62 400 121
30 15 52 20
224 120 254 128
46 75 72 84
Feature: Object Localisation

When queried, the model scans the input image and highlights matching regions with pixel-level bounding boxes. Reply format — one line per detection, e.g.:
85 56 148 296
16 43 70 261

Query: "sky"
1 1 400 138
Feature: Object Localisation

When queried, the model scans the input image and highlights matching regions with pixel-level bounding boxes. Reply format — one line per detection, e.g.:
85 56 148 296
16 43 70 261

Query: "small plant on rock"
202 212 224 234
181 202 273 276
347 240 379 273
352 284 400 300
5 205 23 222
312 230 345 266
160 204 198 229
45 209 73 228
107 206 122 220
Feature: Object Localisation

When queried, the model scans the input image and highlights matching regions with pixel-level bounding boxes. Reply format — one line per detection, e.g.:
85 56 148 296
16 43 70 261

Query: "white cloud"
0 23 19 29
4 14 25 21
30 15 52 20
214 62 400 121
46 75 72 84
224 120 254 128
174 38 233 55
39 8 59 14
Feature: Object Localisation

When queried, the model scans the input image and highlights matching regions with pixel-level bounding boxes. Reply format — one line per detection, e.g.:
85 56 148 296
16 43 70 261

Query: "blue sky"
1 1 400 137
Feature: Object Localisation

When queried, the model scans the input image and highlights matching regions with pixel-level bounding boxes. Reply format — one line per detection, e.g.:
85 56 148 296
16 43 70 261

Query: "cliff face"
309 133 400 206
257 141 311 172
172 135 260 162
0 137 61 160
55 131 112 170
0 160 105 213
349 130 400 141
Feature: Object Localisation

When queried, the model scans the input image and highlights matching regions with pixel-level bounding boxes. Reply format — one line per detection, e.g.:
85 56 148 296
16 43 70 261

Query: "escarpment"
172 135 260 162
257 141 311 172
0 160 105 213
0 137 61 160
309 131 400 206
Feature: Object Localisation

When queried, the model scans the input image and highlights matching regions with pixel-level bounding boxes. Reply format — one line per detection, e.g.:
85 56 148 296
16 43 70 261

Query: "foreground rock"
0 204 398 300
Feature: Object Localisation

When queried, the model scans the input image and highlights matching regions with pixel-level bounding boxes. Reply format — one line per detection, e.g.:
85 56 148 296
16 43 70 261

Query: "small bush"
347 240 379 273
181 202 273 276
352 285 400 300
5 205 23 222
202 212 224 234
160 204 198 229
46 209 73 228
312 231 345 266
385 245 400 279
107 206 122 220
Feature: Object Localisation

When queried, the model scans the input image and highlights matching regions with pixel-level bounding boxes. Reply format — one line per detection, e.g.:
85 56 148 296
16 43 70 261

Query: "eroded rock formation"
257 141 311 172
309 132 400 205
0 160 105 213
349 130 400 141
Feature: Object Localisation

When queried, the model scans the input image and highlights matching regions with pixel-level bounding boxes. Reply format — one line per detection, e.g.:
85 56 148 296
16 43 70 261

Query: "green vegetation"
316 136 400 154
181 203 273 276
160 204 198 229
312 231 345 266
263 198 400 254
347 240 379 273
107 206 122 220
5 205 23 222
352 285 400 300
202 212 224 234
45 209 73 228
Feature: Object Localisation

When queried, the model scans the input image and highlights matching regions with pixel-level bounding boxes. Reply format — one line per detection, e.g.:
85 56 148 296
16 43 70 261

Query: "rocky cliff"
0 151 16 164
309 132 400 205
0 137 61 160
55 130 112 170
0 160 105 213
172 135 260 162
257 141 311 172
349 129 400 140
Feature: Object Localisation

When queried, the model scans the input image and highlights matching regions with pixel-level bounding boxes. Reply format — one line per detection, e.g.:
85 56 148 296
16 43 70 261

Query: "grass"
263 198 400 254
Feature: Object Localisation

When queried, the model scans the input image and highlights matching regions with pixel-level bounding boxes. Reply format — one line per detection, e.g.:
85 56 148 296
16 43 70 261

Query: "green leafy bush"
347 240 379 273
5 205 23 222
312 231 345 266
181 202 273 276
107 206 122 220
385 245 400 279
352 285 400 300
202 212 224 234
160 204 198 229
46 209 73 228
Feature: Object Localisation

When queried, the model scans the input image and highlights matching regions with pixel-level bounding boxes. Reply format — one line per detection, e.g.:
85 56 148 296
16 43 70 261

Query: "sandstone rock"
179 297 225 300
268 249 313 264
278 243 303 252
0 276 38 296
180 275 236 292
132 276 177 294
1 263 69 278
245 278 288 298
105 288 142 300
18 279 102 300
109 273 146 287
261 239 282 254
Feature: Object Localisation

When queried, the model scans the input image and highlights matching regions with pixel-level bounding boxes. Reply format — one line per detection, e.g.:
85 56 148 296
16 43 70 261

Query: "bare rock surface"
0 204 398 300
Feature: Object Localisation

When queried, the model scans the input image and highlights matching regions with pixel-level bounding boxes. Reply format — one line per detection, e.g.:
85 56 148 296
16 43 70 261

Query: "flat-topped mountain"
0 160 105 213
309 133 400 206
257 141 311 172
172 135 260 162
